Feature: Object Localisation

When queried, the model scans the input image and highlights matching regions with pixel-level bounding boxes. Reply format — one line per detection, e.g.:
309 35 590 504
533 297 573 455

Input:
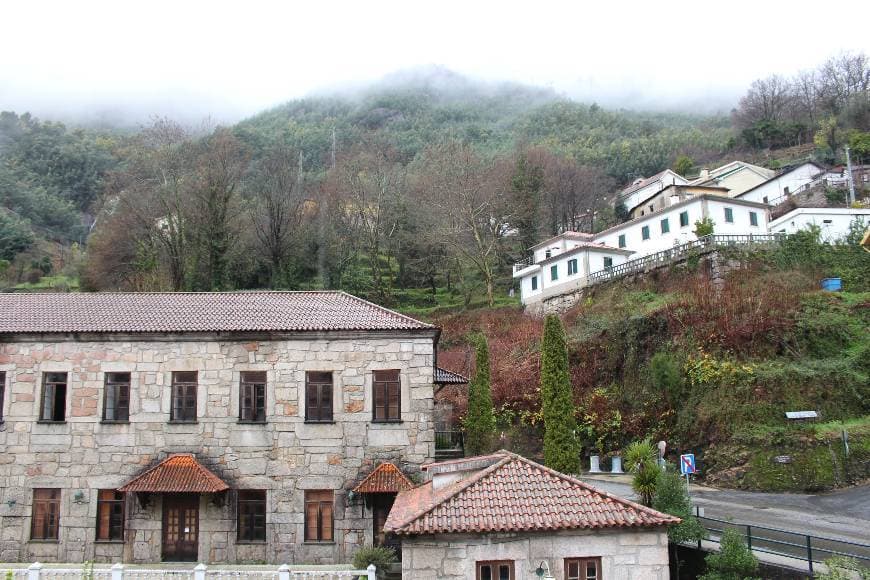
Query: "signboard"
785 411 818 420
773 455 792 464
680 454 697 475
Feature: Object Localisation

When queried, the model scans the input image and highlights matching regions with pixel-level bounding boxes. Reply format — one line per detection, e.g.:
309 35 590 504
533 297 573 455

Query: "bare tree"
735 75 793 129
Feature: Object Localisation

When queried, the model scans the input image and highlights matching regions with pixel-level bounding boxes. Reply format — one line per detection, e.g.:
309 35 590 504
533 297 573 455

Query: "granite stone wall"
400 528 671 580
0 333 436 565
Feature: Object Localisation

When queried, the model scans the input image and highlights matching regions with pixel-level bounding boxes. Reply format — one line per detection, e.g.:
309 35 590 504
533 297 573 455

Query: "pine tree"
540 314 579 472
463 332 495 456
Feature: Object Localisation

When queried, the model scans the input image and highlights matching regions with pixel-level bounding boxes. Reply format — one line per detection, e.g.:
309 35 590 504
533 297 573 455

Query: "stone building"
0 291 444 565
385 451 678 579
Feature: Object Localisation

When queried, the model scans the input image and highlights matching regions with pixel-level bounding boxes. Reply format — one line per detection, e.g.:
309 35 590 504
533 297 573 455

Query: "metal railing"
8 563 377 580
435 429 464 451
696 512 870 575
586 233 785 286
513 254 535 274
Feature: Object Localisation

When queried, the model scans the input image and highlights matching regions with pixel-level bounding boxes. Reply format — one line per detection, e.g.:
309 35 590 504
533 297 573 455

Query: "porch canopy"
353 462 414 494
118 453 230 493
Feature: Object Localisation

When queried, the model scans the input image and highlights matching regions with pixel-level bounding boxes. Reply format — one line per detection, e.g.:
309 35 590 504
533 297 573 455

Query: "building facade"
769 207 870 242
736 161 825 205
616 169 688 216
690 161 775 196
0 291 440 565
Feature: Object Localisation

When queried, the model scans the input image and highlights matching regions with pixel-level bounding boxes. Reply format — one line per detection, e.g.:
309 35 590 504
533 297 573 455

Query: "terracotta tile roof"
118 454 230 493
434 367 468 385
353 463 414 494
385 451 680 535
0 291 434 335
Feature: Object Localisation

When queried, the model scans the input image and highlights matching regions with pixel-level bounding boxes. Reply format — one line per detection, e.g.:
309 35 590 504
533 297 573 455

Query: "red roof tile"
0 291 434 335
353 463 414 494
118 454 230 493
385 451 679 535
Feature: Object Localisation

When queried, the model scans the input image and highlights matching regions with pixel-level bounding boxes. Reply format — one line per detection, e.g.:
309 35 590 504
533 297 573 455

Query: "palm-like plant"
624 438 660 506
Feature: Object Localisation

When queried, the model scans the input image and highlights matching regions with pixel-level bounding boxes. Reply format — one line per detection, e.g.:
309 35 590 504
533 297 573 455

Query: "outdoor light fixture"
73 491 86 504
6 499 16 507
347 490 356 503
535 561 555 579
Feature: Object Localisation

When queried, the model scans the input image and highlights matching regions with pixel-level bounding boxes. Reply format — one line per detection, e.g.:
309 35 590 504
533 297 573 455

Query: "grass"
12 274 79 291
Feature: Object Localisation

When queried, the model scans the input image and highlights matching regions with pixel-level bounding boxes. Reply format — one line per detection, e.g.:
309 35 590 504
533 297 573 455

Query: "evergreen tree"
463 332 495 456
511 155 544 253
540 314 579 472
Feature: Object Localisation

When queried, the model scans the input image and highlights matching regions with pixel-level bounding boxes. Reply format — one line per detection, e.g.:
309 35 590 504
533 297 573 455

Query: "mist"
2 0 868 125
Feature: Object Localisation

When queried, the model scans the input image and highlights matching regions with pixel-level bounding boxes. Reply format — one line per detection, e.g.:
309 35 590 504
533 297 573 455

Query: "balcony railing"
435 430 464 452
513 254 535 274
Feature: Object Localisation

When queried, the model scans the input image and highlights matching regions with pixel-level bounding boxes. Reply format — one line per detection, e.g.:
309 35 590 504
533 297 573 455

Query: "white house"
513 232 633 306
691 161 775 196
736 161 826 205
593 194 771 259
768 207 870 242
616 169 688 215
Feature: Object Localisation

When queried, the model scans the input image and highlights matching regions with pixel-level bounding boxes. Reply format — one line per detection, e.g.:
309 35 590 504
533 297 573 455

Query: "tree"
0 212 34 261
511 154 545 252
624 438 659 506
672 155 694 177
699 528 759 580
463 333 496 455
540 314 579 473
654 467 707 578
694 217 715 237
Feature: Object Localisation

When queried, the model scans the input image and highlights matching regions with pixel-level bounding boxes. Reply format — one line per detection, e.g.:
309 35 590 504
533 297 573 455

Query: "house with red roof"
385 450 678 579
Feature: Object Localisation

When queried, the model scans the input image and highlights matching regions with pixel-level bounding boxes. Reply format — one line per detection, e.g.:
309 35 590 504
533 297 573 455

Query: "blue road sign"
680 453 697 475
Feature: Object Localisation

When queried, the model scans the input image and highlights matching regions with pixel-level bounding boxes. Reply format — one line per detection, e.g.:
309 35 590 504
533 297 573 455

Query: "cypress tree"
463 332 495 456
540 314 579 472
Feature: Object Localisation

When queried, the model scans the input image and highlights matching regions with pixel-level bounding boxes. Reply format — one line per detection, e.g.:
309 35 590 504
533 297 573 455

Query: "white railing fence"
11 563 376 580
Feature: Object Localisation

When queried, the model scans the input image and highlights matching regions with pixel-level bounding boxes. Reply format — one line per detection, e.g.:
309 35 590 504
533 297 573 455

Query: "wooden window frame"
660 218 670 234
102 372 131 423
641 225 650 240
0 371 5 422
476 560 515 580
604 257 613 269
39 372 67 423
239 371 267 423
31 488 61 541
724 207 734 223
170 371 198 423
531 276 538 291
565 557 602 580
618 234 626 248
550 264 558 281
680 211 690 228
96 490 125 542
305 371 334 423
567 259 578 275
237 490 267 543
304 490 334 543
749 211 758 227
372 370 401 423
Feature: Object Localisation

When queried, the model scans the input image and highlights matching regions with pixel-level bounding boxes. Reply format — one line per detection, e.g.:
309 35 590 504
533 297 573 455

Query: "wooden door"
372 494 400 555
162 494 199 562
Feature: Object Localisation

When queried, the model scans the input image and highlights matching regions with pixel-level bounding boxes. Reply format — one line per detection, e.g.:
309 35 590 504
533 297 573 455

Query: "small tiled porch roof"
353 462 414 494
118 454 230 493
385 450 680 535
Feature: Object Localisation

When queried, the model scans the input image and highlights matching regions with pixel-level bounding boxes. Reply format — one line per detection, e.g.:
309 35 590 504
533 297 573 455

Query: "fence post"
194 563 207 580
277 564 290 580
111 563 124 580
367 564 377 580
746 525 752 551
806 536 814 575
27 562 42 580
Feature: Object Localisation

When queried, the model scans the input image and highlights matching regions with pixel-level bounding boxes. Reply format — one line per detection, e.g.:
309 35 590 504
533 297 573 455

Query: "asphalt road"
580 475 870 545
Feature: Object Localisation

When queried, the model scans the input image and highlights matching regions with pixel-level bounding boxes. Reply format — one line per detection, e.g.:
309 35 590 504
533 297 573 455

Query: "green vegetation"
817 556 870 579
351 545 397 573
540 315 579 473
624 438 660 506
463 333 496 456
699 528 759 580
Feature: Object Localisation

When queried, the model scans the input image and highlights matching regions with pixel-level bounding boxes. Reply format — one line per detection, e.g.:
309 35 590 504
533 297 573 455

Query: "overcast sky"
2 0 869 124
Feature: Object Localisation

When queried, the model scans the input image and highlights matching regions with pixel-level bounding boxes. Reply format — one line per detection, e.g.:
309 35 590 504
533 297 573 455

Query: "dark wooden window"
550 264 558 281
40 372 67 422
31 489 61 540
641 225 650 240
103 372 130 422
476 561 514 580
239 371 267 423
304 490 333 542
604 257 613 268
567 259 578 275
724 207 734 223
237 490 266 542
305 372 333 422
750 211 759 226
0 371 5 422
618 234 626 248
372 370 400 423
170 372 197 422
96 490 125 541
531 276 538 291
661 218 670 234
565 557 602 580
680 211 690 228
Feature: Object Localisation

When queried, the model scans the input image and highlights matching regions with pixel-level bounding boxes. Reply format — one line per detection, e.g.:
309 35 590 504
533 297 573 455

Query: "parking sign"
680 454 696 475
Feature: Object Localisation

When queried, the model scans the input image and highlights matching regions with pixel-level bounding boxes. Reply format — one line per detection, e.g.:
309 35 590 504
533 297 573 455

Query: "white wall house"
691 161 775 196
594 195 770 258
769 207 870 242
616 169 688 215
513 232 633 305
736 161 825 205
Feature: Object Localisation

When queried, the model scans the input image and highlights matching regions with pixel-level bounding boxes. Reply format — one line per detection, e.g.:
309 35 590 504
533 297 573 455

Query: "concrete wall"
769 208 870 242
618 170 687 215
738 163 822 205
0 333 436 564
518 249 631 305
400 528 670 579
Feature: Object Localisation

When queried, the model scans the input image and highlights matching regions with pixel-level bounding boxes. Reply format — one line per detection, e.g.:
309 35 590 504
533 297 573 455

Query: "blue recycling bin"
820 277 842 292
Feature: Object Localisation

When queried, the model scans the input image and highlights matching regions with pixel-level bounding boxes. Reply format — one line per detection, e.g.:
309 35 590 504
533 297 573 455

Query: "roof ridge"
336 290 435 329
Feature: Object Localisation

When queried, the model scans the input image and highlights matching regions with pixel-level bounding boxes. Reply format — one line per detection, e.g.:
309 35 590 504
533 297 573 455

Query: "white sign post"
680 453 697 490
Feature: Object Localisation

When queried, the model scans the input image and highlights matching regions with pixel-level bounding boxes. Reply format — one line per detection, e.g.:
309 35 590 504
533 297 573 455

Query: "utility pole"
845 145 856 205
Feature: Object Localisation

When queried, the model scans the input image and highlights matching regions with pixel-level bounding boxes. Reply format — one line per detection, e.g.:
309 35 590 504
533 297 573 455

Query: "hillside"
431 236 870 491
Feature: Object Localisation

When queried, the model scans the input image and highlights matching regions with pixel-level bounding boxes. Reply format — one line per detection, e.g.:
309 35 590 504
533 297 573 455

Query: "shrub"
540 315 579 473
352 545 397 574
653 467 706 544
699 527 759 580
464 332 496 455
694 217 715 237
649 351 683 402
816 556 870 579
624 438 660 506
